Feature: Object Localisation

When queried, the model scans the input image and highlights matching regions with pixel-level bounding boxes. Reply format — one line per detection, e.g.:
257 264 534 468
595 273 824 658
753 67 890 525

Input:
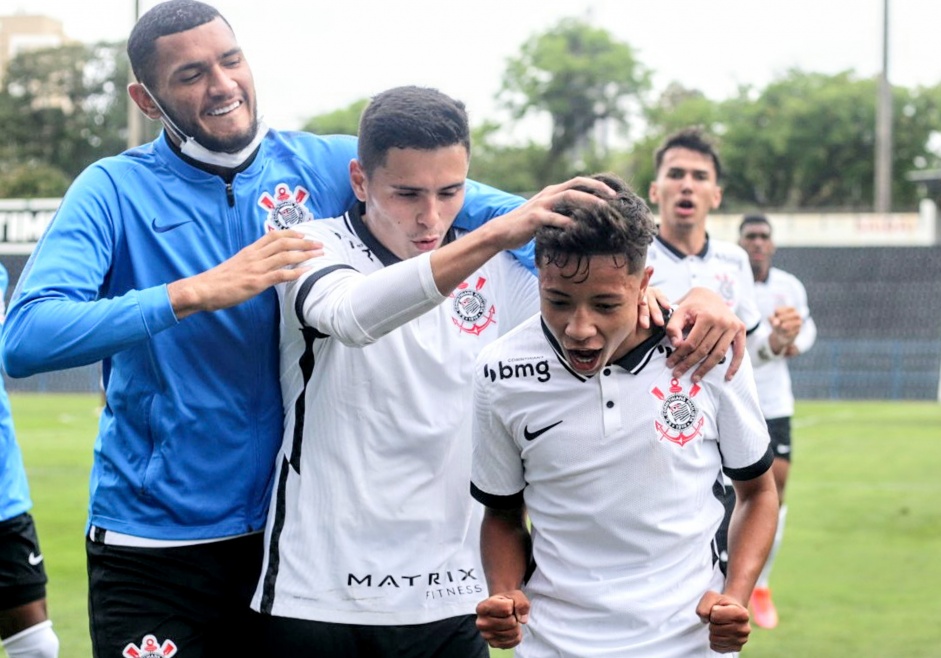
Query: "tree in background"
499 18 650 186
0 162 72 198
3 26 939 211
720 70 941 210
302 98 368 136
626 71 941 211
0 41 145 197
467 121 546 195
626 83 722 197
719 70 884 209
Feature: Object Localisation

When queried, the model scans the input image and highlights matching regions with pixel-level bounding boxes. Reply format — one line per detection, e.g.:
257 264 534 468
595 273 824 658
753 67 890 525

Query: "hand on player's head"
491 176 617 251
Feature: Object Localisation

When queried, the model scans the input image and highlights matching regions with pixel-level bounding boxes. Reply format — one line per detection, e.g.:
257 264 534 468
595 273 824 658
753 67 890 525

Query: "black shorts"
766 416 792 462
0 513 48 609
87 532 264 658
259 613 489 658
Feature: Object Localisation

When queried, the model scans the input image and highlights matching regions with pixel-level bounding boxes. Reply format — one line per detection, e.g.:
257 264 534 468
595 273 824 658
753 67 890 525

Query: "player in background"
738 214 816 629
472 175 779 657
645 127 794 576
0 262 59 658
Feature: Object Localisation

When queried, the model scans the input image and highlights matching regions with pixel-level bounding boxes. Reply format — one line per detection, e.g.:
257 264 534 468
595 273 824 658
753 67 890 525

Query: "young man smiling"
472 175 779 657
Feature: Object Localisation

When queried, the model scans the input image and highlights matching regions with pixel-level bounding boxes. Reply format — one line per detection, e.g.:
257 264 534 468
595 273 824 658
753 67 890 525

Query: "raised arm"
292 178 613 346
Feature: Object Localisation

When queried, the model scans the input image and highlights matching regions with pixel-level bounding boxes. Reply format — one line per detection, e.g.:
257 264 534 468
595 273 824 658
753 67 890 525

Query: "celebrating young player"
472 175 779 657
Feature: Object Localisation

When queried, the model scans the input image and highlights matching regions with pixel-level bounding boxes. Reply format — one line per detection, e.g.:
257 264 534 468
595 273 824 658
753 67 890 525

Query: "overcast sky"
3 0 939 134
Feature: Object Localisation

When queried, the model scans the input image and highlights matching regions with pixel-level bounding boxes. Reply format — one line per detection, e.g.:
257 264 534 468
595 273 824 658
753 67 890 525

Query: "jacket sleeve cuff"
140 284 180 335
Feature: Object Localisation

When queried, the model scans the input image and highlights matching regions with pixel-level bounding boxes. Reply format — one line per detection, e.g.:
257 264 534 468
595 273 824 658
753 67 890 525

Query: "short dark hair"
357 86 471 177
535 173 657 281
654 126 723 181
127 0 229 88
739 213 772 235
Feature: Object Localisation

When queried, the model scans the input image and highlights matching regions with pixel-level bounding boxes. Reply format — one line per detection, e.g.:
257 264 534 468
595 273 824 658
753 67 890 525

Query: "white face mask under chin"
176 121 269 168
139 83 268 168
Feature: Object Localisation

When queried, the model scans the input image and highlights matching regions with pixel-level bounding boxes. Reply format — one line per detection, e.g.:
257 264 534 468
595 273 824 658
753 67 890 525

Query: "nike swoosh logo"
152 217 192 233
28 552 43 566
523 420 563 441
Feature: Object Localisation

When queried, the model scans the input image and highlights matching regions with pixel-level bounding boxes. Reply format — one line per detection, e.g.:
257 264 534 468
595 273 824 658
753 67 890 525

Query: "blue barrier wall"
775 245 941 400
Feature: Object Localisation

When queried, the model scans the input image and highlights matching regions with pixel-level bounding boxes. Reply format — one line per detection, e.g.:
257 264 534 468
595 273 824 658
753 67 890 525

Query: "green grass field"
7 395 941 657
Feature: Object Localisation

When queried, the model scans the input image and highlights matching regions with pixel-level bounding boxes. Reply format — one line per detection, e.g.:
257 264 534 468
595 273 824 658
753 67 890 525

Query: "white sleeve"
496 255 539 334
792 277 817 355
738 263 782 365
746 318 780 365
712 355 773 478
471 347 526 499
284 225 446 347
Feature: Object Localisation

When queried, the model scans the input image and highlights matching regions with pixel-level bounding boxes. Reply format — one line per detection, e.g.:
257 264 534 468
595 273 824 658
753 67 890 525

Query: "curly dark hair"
535 173 656 282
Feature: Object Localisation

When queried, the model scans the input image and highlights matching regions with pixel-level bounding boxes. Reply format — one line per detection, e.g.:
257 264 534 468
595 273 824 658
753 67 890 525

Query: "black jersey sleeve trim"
724 446 775 481
294 264 357 327
745 320 761 336
471 482 525 509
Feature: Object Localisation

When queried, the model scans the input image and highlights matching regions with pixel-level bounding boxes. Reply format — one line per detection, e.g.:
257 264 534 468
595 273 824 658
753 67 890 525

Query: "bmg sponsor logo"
484 359 551 383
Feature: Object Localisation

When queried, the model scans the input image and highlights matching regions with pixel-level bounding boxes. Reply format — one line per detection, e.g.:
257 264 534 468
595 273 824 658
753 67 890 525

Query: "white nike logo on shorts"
28 552 43 566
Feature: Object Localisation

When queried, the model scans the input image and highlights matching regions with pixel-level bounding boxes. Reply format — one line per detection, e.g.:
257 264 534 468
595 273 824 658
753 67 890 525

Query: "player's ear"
710 184 723 210
648 181 660 205
638 266 653 303
128 83 161 121
349 160 368 202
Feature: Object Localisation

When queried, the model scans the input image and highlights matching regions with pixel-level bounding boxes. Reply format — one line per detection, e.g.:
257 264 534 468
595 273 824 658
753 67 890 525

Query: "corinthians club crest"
259 183 314 230
650 378 704 447
450 276 496 336
123 635 177 658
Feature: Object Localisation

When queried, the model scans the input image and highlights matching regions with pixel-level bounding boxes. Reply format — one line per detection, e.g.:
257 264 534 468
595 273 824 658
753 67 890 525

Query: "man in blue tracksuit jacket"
0 2 526 655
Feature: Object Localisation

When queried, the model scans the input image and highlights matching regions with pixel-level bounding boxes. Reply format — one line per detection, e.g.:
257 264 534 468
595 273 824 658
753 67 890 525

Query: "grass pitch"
7 395 941 657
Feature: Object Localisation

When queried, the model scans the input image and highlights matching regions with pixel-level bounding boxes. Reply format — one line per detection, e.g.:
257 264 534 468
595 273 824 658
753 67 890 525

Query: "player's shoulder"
646 234 673 259
710 238 750 263
769 266 804 286
476 314 543 366
700 346 758 397
264 129 358 164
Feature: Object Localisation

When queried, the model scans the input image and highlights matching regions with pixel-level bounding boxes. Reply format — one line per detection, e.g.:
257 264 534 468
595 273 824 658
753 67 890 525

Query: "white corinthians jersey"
647 235 762 333
253 204 538 625
753 267 816 419
471 316 772 658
